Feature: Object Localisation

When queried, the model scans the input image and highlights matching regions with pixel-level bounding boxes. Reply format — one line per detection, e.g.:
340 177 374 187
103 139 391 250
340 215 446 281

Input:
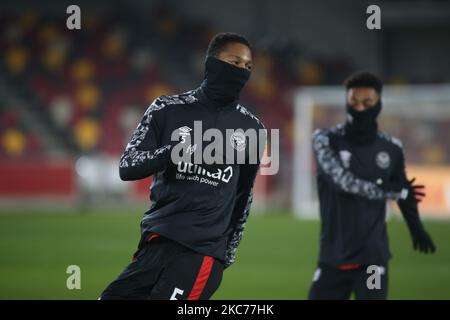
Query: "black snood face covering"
345 101 382 145
201 56 251 105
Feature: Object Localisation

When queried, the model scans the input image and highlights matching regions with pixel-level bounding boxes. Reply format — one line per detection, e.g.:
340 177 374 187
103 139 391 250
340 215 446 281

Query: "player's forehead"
347 87 379 100
217 42 252 64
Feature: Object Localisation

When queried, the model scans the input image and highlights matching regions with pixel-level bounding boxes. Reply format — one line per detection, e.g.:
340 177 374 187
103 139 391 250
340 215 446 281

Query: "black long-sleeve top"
119 88 266 267
312 124 421 266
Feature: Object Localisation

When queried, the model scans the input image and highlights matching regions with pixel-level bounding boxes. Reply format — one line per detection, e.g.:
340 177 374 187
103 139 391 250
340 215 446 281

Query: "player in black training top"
308 72 436 300
100 33 266 300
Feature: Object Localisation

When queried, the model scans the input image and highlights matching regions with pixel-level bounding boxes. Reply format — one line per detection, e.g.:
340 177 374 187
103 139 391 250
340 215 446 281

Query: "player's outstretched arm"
385 145 436 254
312 129 407 200
119 97 172 181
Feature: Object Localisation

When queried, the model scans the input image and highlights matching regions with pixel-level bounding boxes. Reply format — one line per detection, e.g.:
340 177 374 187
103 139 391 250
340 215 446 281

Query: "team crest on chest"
376 151 390 169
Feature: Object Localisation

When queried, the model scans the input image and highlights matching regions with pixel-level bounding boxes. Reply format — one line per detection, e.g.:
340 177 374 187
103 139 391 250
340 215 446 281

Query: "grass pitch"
0 209 449 299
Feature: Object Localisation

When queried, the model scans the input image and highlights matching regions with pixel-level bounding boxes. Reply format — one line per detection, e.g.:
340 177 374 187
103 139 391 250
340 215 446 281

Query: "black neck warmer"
200 56 250 106
344 102 382 145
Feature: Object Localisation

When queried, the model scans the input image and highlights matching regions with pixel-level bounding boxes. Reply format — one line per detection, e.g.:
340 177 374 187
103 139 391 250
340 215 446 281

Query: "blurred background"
0 0 449 299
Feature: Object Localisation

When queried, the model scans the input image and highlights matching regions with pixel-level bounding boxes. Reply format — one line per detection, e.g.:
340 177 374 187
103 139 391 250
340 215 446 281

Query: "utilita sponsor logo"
177 162 233 183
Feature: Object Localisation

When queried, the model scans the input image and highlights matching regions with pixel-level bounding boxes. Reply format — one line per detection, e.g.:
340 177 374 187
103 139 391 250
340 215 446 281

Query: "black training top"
312 124 409 266
119 88 266 267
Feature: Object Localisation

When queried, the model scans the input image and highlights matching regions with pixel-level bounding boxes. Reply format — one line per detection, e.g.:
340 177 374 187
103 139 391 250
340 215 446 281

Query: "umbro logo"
178 126 192 144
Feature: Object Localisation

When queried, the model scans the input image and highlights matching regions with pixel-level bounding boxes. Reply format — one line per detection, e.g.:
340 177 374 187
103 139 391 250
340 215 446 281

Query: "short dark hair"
206 32 251 57
344 71 383 94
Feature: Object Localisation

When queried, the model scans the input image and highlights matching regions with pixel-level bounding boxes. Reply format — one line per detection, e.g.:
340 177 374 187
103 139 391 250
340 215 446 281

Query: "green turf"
0 209 449 299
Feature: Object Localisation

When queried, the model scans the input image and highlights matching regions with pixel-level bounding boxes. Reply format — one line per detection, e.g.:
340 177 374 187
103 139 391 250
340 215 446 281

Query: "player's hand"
392 176 425 204
411 228 436 254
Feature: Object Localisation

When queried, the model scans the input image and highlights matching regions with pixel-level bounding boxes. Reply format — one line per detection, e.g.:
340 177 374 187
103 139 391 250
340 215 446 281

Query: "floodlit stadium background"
0 0 449 299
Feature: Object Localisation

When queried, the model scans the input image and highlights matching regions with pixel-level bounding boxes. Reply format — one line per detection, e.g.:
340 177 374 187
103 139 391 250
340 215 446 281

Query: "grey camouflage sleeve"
119 97 172 181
